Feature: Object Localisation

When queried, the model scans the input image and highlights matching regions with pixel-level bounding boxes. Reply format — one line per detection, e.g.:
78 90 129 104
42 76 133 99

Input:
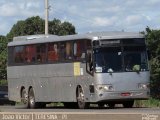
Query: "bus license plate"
121 92 131 96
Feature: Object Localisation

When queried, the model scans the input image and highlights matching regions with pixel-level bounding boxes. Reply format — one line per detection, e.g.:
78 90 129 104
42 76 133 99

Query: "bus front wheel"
77 87 89 109
123 100 134 108
108 103 115 109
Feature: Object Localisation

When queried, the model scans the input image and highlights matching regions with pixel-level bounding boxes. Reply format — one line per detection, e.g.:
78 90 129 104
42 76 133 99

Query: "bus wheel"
21 89 29 108
77 87 89 109
98 103 105 108
28 88 37 109
123 101 134 108
64 102 77 109
38 102 46 108
108 103 115 109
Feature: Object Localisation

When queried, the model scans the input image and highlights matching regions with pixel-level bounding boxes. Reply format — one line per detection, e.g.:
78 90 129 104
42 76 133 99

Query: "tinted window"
73 40 86 60
66 42 73 60
59 42 66 61
48 43 59 61
25 45 36 63
36 44 46 63
14 46 25 63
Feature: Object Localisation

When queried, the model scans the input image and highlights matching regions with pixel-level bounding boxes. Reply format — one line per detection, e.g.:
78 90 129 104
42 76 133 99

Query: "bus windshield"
94 46 148 73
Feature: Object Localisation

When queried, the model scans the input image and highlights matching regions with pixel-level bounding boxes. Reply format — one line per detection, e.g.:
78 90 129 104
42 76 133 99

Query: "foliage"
135 98 160 108
7 16 76 40
0 36 8 80
144 27 160 99
0 79 8 86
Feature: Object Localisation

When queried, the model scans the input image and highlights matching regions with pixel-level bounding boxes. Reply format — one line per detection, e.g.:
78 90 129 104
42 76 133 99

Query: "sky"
0 0 160 35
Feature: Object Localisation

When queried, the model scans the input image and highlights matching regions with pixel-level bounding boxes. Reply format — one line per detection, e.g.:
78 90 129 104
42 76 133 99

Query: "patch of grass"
0 79 8 86
135 98 160 108
47 102 64 107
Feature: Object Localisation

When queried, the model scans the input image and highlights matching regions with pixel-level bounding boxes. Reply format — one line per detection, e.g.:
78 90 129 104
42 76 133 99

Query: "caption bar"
0 113 159 120
0 113 67 120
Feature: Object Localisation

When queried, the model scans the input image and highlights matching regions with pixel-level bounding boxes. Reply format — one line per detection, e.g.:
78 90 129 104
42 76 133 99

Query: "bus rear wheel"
63 102 77 109
123 100 134 108
77 87 89 109
21 89 29 108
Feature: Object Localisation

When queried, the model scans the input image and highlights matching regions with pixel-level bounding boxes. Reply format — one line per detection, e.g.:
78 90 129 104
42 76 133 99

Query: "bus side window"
14 46 25 63
36 44 46 63
74 40 85 61
25 45 36 63
59 42 66 61
48 43 59 62
66 42 73 60
8 47 14 65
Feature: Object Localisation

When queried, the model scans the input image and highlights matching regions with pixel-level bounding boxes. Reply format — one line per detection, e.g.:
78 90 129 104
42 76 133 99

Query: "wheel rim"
29 89 35 108
22 90 28 104
29 96 34 106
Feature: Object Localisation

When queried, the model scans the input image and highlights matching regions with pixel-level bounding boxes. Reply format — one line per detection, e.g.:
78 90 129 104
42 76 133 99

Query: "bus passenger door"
86 50 94 75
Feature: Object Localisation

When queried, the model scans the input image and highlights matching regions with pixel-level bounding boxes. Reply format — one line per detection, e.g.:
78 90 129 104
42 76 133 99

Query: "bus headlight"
138 83 149 89
97 84 114 92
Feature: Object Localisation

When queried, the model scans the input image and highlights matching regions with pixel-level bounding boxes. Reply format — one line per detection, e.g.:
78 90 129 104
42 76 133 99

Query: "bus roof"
8 31 144 46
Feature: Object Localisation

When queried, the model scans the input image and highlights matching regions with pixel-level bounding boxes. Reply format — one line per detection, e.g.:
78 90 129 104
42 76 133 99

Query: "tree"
7 16 76 40
145 27 160 98
0 36 8 80
49 19 75 35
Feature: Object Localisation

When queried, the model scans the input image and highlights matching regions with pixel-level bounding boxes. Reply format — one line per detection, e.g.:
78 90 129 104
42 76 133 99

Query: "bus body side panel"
28 63 77 102
7 63 78 103
7 66 25 102
47 63 76 102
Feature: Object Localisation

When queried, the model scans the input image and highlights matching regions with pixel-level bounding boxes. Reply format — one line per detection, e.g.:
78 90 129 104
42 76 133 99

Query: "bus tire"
21 88 29 108
38 102 46 108
108 103 115 109
64 102 77 109
28 88 38 109
77 87 89 109
123 100 134 108
10 101 16 106
98 103 105 108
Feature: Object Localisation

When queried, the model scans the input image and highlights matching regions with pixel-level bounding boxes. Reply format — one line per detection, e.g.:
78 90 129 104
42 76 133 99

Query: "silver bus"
7 32 150 109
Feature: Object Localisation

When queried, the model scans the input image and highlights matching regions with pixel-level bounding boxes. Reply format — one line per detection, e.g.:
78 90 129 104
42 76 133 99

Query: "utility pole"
45 0 49 35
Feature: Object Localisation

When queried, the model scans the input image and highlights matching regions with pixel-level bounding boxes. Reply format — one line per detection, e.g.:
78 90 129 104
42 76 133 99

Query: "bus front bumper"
94 90 150 102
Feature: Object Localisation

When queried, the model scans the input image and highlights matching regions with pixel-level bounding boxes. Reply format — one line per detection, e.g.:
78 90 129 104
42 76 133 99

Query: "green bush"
135 98 160 108
0 79 8 86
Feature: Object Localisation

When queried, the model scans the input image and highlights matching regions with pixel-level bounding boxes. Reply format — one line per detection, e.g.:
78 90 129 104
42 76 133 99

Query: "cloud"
89 5 121 13
0 1 43 17
0 3 18 17
142 14 152 21
125 15 143 25
92 17 117 27
0 20 10 35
